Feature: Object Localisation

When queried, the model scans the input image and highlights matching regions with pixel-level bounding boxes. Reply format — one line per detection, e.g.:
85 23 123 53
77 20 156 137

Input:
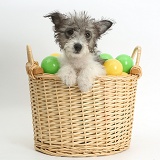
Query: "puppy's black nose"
74 43 82 53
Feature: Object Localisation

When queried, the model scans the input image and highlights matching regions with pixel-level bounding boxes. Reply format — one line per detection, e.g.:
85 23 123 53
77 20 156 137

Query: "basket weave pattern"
26 46 141 157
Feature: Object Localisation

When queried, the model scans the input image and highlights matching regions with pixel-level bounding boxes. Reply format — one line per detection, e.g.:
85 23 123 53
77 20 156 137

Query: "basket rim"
32 73 138 81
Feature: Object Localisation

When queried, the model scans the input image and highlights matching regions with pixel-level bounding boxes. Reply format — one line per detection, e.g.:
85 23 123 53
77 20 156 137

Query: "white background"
0 0 160 160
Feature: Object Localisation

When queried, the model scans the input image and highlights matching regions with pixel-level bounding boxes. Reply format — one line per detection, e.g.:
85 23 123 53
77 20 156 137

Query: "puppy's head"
44 11 113 58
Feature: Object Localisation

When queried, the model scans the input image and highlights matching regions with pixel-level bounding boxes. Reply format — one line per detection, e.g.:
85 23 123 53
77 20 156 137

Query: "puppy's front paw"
78 81 93 92
77 74 93 92
57 65 77 87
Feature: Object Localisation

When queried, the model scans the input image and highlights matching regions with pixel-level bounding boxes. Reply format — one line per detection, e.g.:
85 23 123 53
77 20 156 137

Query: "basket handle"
26 45 43 79
26 45 34 65
130 46 142 78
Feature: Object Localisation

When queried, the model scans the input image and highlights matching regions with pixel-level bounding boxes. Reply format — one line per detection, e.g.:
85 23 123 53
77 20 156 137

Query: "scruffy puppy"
45 11 113 92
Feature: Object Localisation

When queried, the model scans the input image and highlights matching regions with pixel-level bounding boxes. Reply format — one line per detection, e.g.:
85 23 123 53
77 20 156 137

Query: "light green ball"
41 56 60 74
116 54 134 73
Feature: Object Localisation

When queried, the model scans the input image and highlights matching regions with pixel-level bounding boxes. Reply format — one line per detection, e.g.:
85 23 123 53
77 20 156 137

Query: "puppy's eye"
85 31 91 39
65 28 74 37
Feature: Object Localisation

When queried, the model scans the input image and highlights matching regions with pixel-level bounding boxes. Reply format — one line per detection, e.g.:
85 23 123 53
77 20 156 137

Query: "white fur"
57 38 105 92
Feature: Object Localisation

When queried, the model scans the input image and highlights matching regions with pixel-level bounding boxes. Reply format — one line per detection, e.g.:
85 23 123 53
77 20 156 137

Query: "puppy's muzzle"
74 43 82 53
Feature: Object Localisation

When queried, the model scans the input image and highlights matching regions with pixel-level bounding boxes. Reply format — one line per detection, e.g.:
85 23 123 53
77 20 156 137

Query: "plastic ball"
50 53 60 57
121 72 128 76
116 54 134 73
41 56 60 74
104 59 123 75
100 53 113 60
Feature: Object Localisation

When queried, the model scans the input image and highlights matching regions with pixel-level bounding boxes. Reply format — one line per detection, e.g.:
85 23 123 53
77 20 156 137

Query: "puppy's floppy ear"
44 12 67 28
95 20 113 35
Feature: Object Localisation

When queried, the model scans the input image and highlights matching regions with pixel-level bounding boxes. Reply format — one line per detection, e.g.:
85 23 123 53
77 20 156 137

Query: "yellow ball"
50 53 60 57
104 59 123 75
121 72 128 76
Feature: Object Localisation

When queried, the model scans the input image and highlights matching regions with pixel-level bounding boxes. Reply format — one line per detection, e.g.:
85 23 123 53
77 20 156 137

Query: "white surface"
0 0 160 159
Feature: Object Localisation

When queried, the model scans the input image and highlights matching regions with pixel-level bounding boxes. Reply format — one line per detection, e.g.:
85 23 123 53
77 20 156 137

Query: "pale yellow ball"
104 59 123 75
121 72 128 76
50 53 60 57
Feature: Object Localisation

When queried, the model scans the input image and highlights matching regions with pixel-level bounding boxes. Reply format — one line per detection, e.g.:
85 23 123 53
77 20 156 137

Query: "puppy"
45 11 113 92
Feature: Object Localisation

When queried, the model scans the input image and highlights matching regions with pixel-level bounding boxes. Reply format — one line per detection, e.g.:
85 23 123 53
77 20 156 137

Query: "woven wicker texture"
26 46 142 157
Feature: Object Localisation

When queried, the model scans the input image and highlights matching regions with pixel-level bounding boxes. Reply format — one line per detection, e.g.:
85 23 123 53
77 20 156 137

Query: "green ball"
41 56 60 74
100 53 113 60
116 54 134 73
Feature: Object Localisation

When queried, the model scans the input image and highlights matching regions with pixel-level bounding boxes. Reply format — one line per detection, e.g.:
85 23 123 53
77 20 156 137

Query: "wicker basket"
26 46 142 157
